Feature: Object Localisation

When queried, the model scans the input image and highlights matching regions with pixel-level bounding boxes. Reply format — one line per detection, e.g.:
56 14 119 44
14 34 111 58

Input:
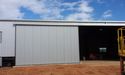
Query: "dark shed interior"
79 26 121 60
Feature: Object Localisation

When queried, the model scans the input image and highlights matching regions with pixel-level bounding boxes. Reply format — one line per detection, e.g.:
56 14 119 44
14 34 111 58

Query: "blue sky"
91 0 125 20
0 0 125 21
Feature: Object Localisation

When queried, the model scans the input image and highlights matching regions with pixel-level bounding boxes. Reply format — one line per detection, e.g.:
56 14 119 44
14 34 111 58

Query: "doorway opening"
79 26 121 60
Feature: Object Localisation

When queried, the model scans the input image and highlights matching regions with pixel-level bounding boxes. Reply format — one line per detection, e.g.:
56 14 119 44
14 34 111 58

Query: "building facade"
0 20 125 66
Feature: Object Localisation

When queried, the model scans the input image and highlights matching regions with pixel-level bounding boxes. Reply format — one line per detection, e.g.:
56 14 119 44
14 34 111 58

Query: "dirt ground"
0 61 120 75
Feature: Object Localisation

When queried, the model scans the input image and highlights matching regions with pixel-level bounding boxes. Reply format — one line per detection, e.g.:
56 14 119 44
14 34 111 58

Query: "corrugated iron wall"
0 22 15 57
16 25 79 65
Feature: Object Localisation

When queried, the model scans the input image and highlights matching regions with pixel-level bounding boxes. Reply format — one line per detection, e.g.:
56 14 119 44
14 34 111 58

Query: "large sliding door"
16 25 79 65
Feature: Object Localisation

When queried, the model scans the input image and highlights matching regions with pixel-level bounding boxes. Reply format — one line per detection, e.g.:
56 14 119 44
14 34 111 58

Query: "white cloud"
21 0 48 14
102 10 112 19
0 0 63 19
66 13 93 21
0 0 23 19
66 0 94 21
0 0 94 20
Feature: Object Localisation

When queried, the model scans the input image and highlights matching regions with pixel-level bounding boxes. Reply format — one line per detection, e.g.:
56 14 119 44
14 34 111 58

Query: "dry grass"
0 61 120 75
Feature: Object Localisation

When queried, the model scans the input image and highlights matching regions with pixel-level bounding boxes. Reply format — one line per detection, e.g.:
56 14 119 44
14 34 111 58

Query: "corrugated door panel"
16 26 25 65
71 27 80 62
24 26 33 65
40 26 49 64
51 27 58 63
32 26 41 64
48 27 57 63
64 27 71 63
69 27 75 63
56 27 65 63
16 26 79 65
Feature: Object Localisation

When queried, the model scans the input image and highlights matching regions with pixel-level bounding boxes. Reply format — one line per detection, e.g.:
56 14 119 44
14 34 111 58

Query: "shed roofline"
1 19 125 26
0 19 125 23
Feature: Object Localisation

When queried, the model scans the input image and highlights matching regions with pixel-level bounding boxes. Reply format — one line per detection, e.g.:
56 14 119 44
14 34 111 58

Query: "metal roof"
0 19 125 23
0 19 125 26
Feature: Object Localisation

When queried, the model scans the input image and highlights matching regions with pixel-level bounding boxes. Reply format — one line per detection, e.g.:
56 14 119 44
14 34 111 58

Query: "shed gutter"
0 19 125 26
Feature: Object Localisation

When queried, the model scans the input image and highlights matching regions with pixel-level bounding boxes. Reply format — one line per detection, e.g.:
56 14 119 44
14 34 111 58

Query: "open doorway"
79 26 121 60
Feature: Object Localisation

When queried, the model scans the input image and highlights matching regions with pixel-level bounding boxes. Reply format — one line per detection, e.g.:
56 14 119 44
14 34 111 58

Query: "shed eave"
0 19 125 23
0 19 125 26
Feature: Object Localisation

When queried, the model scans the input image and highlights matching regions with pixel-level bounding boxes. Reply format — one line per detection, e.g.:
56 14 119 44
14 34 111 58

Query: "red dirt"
0 61 120 75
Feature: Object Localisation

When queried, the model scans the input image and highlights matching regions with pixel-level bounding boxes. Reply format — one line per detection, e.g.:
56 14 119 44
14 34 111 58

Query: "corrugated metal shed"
0 20 125 66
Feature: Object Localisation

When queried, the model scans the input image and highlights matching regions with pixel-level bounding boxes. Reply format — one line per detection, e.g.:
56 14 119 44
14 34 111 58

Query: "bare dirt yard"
0 61 120 75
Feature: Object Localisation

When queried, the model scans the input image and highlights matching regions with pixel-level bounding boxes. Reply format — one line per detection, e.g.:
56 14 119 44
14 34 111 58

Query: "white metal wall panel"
24 27 33 65
56 27 65 63
16 26 25 65
0 22 15 57
71 27 79 62
16 26 79 65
